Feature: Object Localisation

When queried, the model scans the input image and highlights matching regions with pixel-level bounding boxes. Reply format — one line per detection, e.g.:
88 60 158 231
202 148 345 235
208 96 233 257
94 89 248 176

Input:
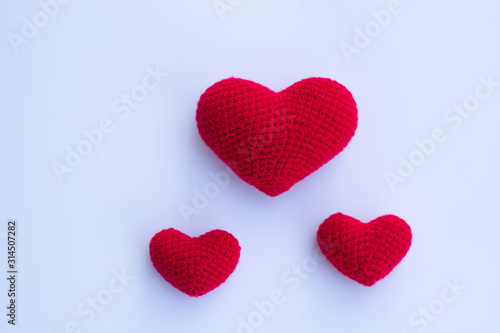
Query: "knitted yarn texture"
317 213 412 286
196 77 358 197
150 228 241 297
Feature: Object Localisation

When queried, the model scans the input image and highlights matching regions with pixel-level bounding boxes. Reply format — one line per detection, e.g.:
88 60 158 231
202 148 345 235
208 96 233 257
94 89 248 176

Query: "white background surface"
1 0 499 332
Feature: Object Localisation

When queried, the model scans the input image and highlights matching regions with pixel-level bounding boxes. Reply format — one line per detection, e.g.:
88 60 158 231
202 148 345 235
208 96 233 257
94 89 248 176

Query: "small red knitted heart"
149 228 240 297
317 213 412 286
196 77 358 197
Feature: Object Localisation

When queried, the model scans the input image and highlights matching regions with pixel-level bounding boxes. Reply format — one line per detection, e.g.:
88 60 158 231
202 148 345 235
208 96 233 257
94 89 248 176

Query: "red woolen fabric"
149 228 240 297
317 213 412 286
196 77 358 197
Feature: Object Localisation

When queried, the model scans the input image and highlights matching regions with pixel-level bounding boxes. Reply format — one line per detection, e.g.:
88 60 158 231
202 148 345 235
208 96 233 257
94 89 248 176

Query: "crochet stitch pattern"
196 77 358 197
317 213 412 286
150 228 241 297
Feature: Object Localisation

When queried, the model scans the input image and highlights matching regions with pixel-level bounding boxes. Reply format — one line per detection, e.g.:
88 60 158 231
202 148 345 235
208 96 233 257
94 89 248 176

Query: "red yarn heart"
149 228 240 297
317 213 412 286
196 78 358 197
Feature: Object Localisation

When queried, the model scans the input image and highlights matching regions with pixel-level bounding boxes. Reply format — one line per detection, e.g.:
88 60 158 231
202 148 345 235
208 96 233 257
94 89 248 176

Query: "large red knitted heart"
196 78 358 197
317 213 412 286
149 228 240 297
